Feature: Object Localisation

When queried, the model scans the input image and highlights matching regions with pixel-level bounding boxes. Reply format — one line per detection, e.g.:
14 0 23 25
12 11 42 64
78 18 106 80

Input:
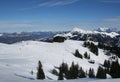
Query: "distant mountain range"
54 28 120 47
0 31 67 44
0 28 120 46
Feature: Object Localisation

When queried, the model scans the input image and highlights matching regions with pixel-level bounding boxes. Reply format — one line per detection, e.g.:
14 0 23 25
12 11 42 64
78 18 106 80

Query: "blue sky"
0 0 120 32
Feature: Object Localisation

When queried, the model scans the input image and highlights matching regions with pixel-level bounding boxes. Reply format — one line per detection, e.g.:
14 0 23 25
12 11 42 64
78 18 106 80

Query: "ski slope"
0 40 119 82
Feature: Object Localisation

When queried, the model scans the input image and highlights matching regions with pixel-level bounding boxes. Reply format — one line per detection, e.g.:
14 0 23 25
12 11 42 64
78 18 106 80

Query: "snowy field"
0 40 119 82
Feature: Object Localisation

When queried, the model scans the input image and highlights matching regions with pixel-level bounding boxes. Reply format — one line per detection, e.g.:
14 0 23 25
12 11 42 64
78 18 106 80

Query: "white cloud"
100 0 120 3
20 0 80 10
103 16 120 23
62 16 120 30
0 22 38 28
38 0 79 7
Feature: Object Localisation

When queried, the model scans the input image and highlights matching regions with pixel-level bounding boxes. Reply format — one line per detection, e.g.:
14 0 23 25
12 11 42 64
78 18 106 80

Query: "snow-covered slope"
0 40 119 82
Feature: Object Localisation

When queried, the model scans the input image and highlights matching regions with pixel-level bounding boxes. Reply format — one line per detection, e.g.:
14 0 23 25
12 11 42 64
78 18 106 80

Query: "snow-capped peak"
97 27 109 32
71 27 93 34
72 27 84 32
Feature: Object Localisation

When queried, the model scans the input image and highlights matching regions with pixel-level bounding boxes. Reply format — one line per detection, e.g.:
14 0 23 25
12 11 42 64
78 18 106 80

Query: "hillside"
0 40 119 81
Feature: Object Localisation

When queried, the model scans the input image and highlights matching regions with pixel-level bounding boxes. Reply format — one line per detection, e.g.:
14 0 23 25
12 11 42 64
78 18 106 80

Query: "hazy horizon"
0 0 120 32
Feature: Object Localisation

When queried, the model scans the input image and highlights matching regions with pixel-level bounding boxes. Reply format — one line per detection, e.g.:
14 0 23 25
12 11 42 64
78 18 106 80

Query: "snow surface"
0 40 119 82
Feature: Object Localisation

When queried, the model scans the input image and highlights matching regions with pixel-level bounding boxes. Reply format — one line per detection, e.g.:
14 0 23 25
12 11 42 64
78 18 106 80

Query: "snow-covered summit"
72 27 84 32
71 27 93 34
54 32 72 38
97 27 109 32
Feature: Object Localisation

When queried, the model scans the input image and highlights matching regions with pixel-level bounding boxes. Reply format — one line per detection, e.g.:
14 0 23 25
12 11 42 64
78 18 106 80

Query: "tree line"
103 59 120 78
57 61 108 80
74 49 90 59
36 59 120 80
98 42 120 58
83 41 98 56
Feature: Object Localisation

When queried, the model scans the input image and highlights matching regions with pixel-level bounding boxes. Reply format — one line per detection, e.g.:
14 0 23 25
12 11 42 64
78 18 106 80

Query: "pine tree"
88 68 95 78
84 52 90 59
98 42 104 49
37 61 45 79
74 63 79 78
110 59 120 78
95 46 98 56
90 43 98 56
84 52 88 59
103 60 107 68
107 60 111 68
88 54 90 59
67 62 79 79
61 62 68 74
83 41 87 47
58 67 64 80
96 66 106 79
85 42 99 56
78 67 86 78
74 49 83 59
60 62 69 78
103 60 110 68
105 68 109 74
68 62 75 79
